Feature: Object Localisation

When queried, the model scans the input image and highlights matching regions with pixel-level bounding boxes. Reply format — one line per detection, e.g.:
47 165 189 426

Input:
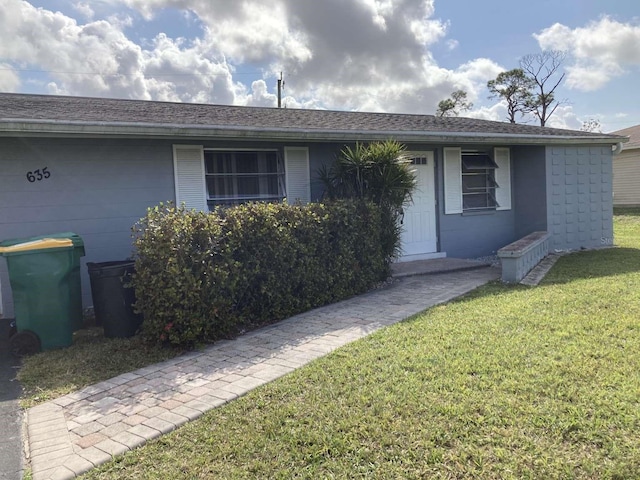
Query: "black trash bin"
87 261 143 338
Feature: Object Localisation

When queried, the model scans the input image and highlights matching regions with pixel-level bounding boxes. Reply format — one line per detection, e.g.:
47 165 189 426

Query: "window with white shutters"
173 145 310 211
444 147 511 214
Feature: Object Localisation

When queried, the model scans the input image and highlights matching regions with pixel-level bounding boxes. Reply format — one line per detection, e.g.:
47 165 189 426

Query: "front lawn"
78 212 640 478
17 329 181 408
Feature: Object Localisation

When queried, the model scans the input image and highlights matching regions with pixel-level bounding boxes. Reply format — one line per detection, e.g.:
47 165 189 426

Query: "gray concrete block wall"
438 211 517 258
512 146 547 238
497 232 550 283
0 138 616 318
308 143 341 201
546 145 614 252
0 138 340 318
0 138 175 318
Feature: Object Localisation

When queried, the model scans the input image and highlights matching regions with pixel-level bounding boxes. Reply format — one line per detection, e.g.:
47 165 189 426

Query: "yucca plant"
319 140 417 260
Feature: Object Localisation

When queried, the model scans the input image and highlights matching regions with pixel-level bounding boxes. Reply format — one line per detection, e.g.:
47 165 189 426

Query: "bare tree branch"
580 118 602 133
520 50 567 127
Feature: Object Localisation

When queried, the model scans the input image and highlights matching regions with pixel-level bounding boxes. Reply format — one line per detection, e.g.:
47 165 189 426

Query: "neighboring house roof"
612 125 640 150
0 92 626 146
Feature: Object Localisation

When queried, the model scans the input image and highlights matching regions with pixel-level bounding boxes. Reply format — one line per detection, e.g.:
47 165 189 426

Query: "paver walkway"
26 267 500 479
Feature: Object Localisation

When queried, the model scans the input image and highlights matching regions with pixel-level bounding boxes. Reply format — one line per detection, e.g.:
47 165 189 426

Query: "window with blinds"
204 150 286 207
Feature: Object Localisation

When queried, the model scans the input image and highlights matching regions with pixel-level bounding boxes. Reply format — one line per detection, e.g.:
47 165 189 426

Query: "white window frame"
444 146 511 214
173 145 311 211
461 151 499 211
203 148 285 207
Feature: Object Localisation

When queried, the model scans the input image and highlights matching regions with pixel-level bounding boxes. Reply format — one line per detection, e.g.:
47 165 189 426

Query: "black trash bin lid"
87 261 136 277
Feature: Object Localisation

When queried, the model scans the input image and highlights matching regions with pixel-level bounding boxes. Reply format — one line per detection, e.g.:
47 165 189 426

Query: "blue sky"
1 0 639 132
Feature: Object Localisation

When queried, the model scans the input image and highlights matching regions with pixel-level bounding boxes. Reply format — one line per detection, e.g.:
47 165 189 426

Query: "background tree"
580 118 602 133
487 68 535 123
519 50 567 127
436 89 473 117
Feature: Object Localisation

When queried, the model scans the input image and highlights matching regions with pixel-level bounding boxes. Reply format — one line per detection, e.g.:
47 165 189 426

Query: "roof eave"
0 120 626 146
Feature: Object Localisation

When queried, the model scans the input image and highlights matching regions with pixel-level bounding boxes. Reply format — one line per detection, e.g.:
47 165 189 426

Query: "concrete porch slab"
391 257 493 278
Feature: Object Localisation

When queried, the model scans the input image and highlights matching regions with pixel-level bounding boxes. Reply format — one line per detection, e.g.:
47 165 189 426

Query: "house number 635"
26 167 51 183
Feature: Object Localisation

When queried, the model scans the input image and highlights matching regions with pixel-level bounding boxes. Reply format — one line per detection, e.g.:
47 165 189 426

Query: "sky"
0 0 639 132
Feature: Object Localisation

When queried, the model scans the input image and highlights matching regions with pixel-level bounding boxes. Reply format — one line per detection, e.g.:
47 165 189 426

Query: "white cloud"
46 81 68 95
543 104 582 130
465 103 503 122
73 2 95 19
96 0 474 112
0 63 20 91
2 0 511 115
446 39 459 51
239 79 278 107
0 0 245 103
535 16 640 91
454 58 503 83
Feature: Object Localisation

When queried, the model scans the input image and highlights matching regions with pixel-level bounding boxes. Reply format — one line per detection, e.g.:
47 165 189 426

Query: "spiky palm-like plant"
319 140 417 260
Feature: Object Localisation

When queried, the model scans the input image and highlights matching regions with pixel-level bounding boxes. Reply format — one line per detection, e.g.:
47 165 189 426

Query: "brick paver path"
26 267 499 479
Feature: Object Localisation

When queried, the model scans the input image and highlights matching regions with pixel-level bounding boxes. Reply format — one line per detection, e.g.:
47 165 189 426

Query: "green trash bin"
0 232 85 353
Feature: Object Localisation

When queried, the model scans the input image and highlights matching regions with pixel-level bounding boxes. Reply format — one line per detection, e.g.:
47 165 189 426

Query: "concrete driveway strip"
0 318 24 480
25 267 499 480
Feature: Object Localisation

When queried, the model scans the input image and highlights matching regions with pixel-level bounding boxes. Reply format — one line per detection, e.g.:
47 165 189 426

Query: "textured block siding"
546 146 614 252
498 232 550 283
613 149 640 206
0 138 175 318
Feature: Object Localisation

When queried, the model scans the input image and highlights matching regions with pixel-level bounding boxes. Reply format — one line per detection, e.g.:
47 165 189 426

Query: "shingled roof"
0 92 626 145
612 125 640 150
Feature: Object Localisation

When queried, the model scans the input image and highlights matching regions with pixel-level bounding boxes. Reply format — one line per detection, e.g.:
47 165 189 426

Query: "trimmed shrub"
130 205 238 346
131 200 388 347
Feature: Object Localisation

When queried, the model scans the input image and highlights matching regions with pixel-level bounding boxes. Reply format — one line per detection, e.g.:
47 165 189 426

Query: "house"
0 93 627 318
612 124 640 206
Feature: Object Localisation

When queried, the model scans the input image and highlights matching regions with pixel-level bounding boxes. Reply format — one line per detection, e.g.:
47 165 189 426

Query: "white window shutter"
284 147 310 204
443 147 462 214
494 147 511 211
173 145 208 211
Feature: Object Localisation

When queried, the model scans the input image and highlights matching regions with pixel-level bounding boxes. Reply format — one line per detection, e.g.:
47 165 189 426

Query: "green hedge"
131 200 389 347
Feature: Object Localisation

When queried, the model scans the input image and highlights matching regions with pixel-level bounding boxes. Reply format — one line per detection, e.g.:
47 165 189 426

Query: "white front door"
400 152 438 260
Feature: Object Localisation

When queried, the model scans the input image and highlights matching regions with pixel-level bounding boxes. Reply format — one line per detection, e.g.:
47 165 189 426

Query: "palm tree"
319 140 417 259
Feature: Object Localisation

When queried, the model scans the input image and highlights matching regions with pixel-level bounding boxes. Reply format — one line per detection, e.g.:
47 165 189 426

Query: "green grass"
17 211 640 478
614 207 640 248
17 328 182 408
72 213 640 479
